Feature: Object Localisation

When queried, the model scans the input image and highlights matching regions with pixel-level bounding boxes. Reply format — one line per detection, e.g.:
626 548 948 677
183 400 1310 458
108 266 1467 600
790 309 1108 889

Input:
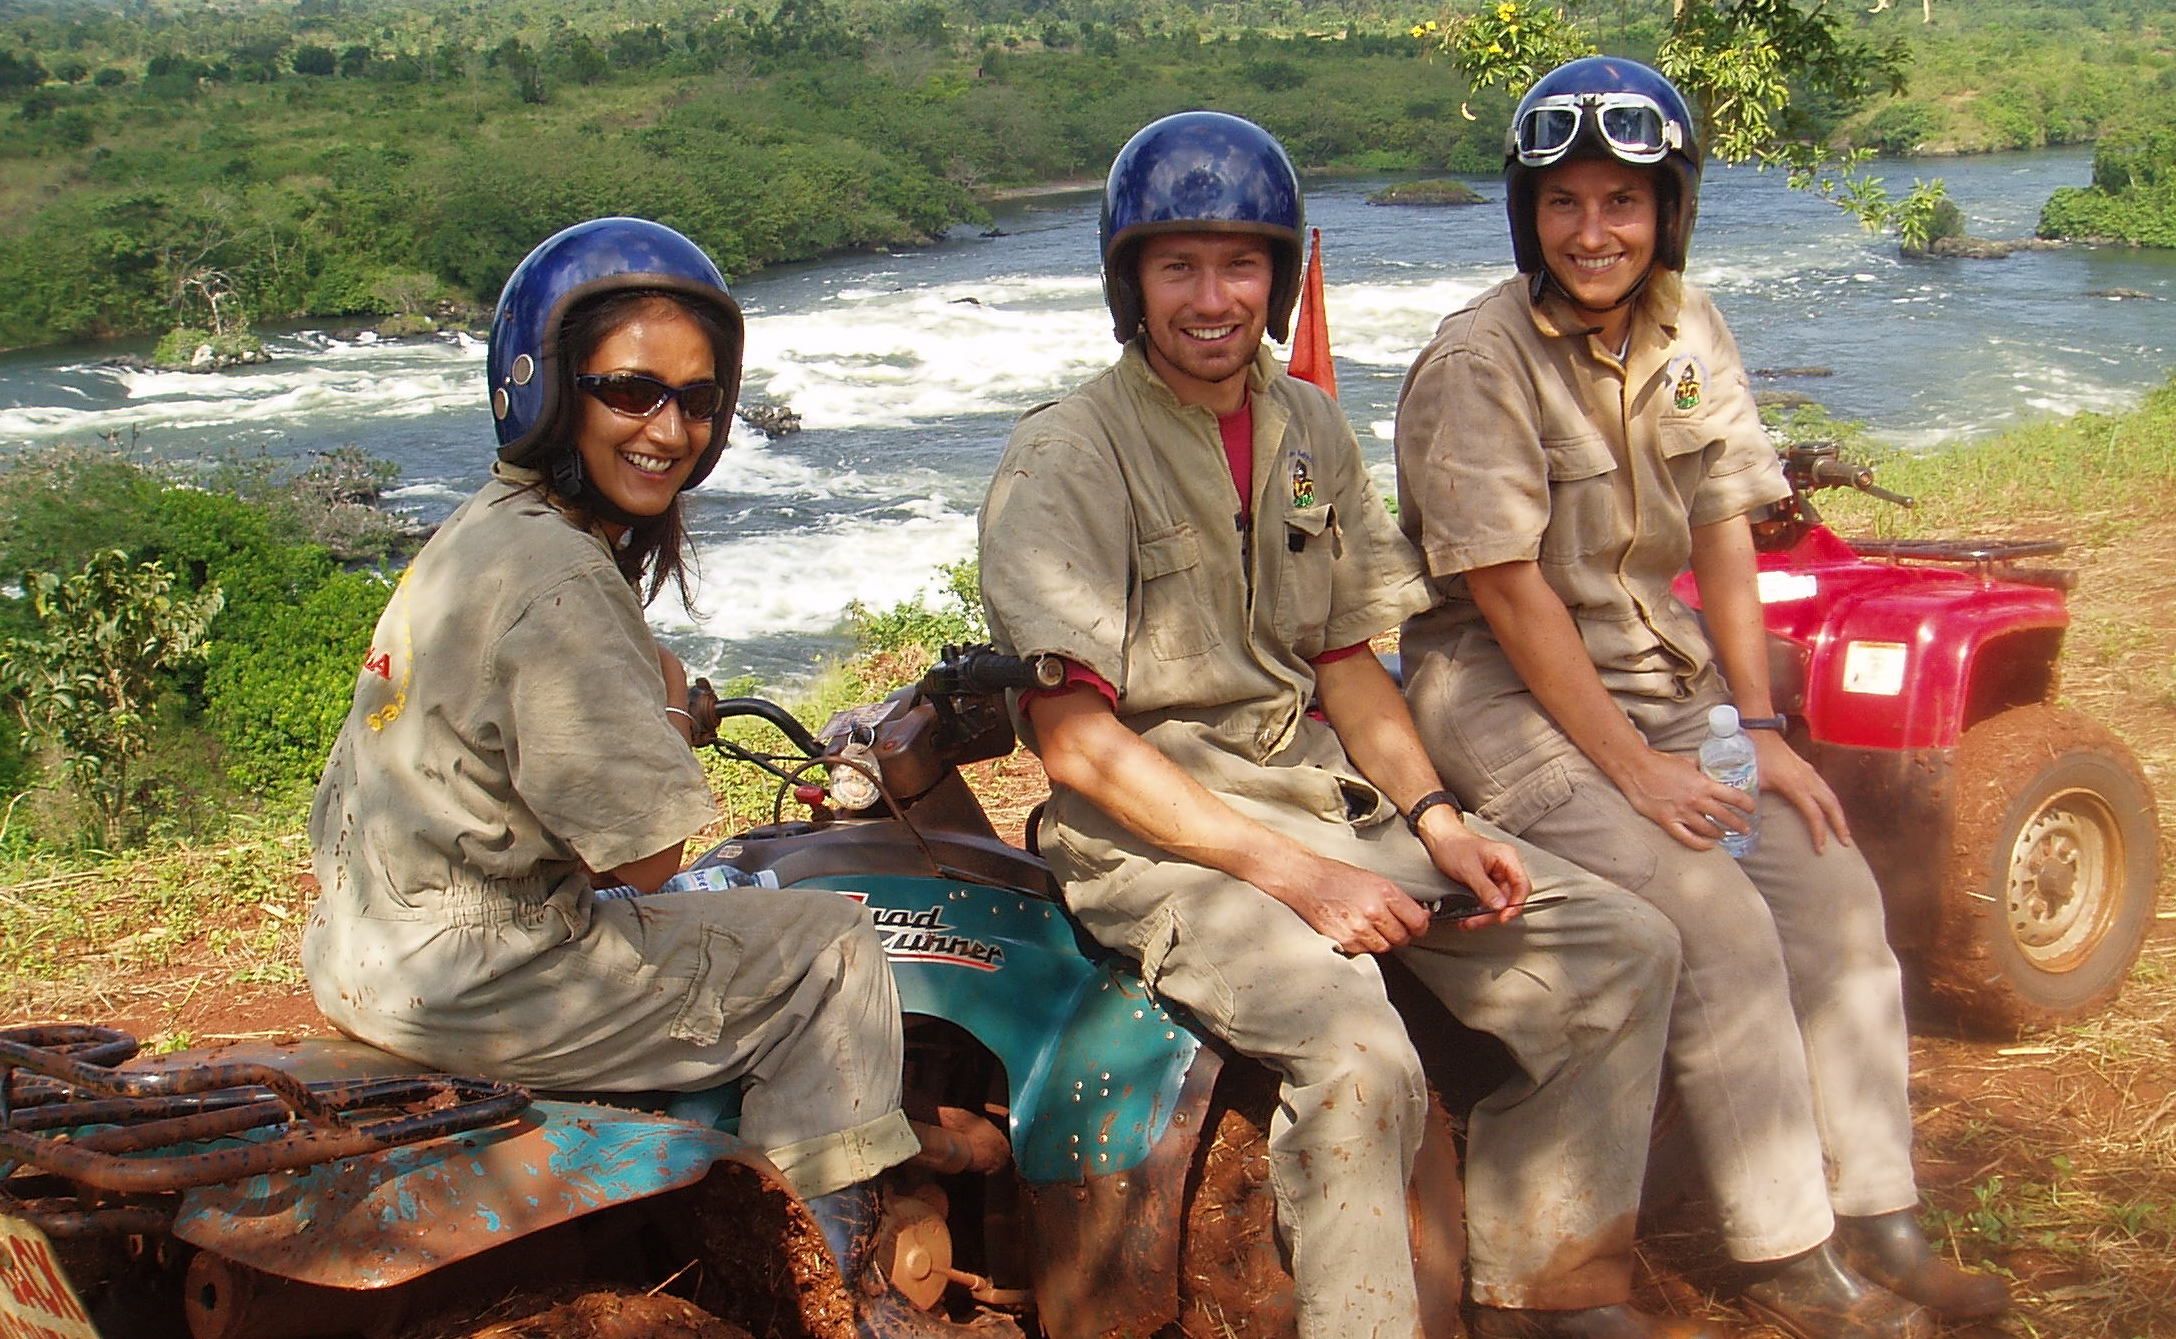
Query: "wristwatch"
1404 789 1463 837
1738 715 1789 732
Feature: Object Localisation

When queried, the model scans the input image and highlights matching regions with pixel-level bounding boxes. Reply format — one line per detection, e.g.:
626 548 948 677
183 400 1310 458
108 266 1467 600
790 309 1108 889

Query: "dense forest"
0 0 2168 352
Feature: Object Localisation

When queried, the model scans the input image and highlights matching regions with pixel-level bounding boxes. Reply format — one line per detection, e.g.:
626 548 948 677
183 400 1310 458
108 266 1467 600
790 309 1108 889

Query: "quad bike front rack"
0 1024 530 1239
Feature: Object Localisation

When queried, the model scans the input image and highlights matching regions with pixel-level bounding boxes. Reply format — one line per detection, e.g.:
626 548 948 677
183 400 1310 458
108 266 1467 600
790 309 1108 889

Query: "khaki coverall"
305 465 919 1199
1394 275 1920 1262
979 343 1682 1335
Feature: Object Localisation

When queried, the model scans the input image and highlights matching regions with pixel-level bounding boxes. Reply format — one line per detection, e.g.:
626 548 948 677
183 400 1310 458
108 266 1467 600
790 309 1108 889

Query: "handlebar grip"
947 651 1064 695
1807 457 1873 490
712 697 826 758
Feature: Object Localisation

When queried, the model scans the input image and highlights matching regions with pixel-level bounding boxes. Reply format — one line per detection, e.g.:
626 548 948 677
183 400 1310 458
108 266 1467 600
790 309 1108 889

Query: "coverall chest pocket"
1137 525 1222 662
1273 503 1337 657
1657 415 1715 507
1539 434 1622 566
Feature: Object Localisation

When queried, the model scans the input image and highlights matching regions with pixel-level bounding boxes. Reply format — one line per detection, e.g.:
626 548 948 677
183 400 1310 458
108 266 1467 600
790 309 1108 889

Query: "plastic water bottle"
595 864 780 901
1698 705 1760 860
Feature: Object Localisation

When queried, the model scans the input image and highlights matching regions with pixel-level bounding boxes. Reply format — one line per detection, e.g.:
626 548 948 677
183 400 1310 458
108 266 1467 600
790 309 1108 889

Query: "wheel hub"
2005 788 2121 969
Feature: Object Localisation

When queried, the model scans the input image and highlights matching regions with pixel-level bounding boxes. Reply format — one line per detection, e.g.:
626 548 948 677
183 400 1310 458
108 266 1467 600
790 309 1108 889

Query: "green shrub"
207 567 390 794
1862 99 1942 157
2038 182 2176 247
0 550 224 846
150 326 263 368
0 446 408 817
2089 121 2176 194
848 558 984 655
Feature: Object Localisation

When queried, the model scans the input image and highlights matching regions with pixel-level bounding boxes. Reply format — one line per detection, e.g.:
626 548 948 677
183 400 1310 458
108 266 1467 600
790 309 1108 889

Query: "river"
2 146 2173 685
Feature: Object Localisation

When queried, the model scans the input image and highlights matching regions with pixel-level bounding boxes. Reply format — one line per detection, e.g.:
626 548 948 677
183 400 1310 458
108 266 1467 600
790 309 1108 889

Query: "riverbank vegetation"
1 0 2169 353
0 447 414 850
1826 0 2170 159
2039 120 2176 247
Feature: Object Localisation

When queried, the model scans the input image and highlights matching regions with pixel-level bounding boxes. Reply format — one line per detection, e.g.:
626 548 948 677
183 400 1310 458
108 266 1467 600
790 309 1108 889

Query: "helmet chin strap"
549 450 646 531
1531 260 1655 319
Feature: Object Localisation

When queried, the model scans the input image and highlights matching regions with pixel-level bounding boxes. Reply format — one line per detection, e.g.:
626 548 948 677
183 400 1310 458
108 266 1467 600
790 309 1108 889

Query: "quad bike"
1670 442 2161 1034
0 649 1468 1339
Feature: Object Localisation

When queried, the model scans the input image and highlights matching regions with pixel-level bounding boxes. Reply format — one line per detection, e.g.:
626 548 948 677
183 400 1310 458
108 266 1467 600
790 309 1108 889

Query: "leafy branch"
1419 0 1951 249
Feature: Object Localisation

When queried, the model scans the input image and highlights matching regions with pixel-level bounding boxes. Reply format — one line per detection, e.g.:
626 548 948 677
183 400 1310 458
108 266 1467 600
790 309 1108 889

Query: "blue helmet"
487 217 745 492
1504 57 1703 275
1099 111 1305 344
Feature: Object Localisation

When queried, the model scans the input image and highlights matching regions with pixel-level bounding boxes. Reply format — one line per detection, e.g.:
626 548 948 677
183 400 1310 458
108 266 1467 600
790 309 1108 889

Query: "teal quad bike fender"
805 874 1229 1339
170 1100 785 1290
797 874 1208 1184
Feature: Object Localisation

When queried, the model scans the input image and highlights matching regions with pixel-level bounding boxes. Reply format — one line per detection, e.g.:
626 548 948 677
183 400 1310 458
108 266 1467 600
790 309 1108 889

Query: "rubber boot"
802 1182 1021 1339
1839 1210 2011 1320
1740 1241 1934 1339
1470 1302 1739 1338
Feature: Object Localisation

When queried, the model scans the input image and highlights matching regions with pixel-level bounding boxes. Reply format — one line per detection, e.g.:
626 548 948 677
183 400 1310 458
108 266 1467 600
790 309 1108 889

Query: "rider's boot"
803 1181 1020 1338
1468 1302 1738 1337
1838 1209 2011 1320
1739 1240 1934 1339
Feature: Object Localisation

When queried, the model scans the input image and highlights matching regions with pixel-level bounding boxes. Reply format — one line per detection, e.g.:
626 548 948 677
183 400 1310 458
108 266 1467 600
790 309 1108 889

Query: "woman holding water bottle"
1390 57 2008 1338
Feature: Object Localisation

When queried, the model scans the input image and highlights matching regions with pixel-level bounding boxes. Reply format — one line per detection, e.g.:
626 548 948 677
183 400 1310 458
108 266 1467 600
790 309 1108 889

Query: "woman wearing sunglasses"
1392 59 2008 1339
303 217 970 1337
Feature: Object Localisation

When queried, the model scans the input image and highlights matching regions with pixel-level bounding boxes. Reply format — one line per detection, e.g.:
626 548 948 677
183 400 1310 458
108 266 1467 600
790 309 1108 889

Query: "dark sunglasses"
576 373 727 422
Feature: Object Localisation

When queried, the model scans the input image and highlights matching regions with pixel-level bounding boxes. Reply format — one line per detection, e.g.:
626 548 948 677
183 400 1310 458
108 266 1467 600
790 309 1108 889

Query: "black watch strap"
1738 715 1788 732
1404 789 1463 837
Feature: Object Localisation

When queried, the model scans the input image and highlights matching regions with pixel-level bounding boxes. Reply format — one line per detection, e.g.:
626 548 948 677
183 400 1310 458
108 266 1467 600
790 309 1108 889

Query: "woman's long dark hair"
531 288 736 614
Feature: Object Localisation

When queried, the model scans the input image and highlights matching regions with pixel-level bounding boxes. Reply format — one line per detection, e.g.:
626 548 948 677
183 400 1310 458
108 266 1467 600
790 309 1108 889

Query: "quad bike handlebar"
1787 442 1916 509
689 645 1056 829
919 645 1065 699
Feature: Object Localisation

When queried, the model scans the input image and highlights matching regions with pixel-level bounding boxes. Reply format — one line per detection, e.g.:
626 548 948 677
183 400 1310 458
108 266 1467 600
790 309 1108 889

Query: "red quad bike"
1671 441 2162 1034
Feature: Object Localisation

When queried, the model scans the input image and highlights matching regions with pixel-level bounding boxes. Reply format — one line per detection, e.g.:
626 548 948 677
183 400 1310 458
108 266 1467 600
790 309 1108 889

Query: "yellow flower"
1497 2 1517 19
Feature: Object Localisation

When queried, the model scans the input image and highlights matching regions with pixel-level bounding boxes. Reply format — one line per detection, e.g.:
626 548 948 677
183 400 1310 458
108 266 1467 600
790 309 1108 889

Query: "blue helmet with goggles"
1504 56 1703 276
1099 111 1305 344
488 216 745 494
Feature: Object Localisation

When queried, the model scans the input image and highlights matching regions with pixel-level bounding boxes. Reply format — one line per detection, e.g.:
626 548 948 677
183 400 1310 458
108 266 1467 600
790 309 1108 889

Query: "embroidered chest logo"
1289 450 1317 510
1666 354 1706 412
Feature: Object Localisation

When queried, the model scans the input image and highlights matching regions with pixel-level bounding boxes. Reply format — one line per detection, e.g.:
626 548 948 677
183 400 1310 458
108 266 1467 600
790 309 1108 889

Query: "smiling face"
571 298 718 523
1134 232 1273 414
1534 157 1660 347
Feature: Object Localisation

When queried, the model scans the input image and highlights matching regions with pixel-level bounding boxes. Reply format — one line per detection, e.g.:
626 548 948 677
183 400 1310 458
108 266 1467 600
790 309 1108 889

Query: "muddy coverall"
979 342 1681 1336
304 465 919 1199
1394 274 1921 1263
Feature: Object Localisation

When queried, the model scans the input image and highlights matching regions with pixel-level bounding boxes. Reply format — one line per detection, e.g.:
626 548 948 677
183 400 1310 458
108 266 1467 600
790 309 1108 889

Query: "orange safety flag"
1287 227 1338 401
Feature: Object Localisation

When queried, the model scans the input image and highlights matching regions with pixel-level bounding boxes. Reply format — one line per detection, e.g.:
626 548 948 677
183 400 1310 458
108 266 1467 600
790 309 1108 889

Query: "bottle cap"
1708 704 1741 736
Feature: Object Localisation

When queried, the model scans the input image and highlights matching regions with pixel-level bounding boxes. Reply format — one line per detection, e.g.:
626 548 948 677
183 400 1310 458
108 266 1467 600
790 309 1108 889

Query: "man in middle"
978 110 1713 1339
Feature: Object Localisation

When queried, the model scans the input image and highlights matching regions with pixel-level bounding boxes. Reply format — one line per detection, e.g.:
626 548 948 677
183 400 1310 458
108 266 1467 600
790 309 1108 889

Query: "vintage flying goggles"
1513 91 1686 168
576 372 728 422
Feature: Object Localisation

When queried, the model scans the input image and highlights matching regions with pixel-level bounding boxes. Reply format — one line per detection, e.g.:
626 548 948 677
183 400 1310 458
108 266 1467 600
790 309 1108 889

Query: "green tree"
0 550 223 846
293 44 336 76
552 31 607 85
0 50 46 90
